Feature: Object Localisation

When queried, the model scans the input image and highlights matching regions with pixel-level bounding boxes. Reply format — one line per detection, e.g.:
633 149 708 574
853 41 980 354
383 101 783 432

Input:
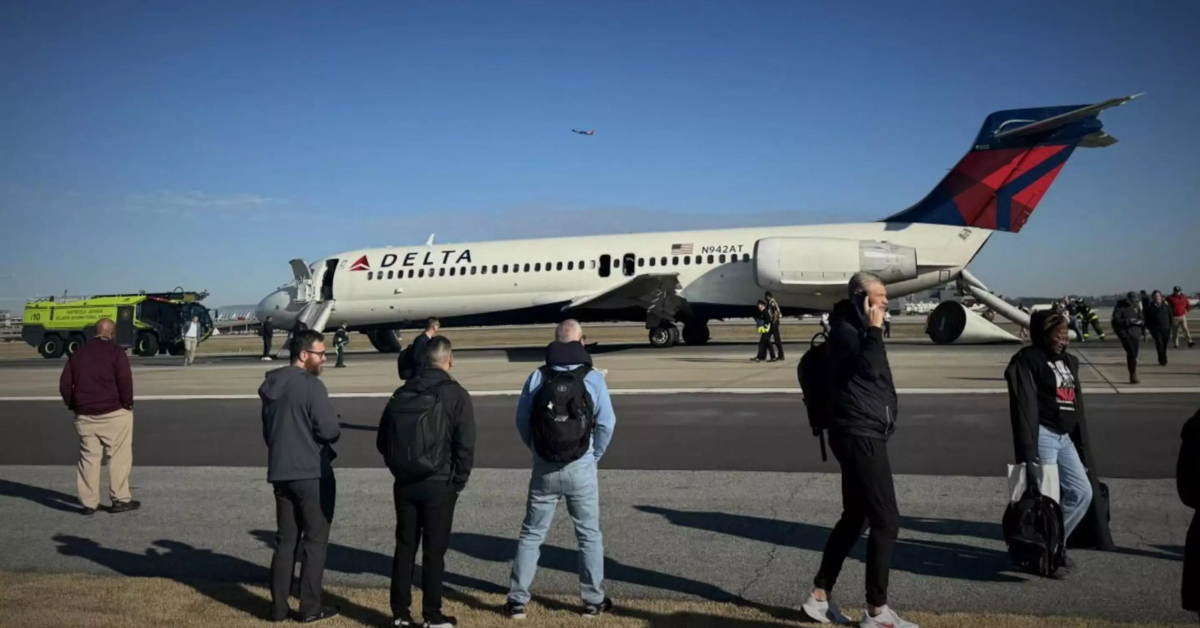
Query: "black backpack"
1002 489 1066 577
379 380 451 483
530 366 595 464
797 333 833 461
397 345 415 381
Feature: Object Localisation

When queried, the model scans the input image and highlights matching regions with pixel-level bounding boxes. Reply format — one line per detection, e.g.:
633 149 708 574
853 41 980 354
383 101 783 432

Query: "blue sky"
1 0 1197 307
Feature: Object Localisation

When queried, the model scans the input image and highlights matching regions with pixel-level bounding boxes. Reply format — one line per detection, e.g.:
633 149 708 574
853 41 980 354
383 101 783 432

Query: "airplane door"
622 253 636 277
321 259 338 301
115 306 135 346
598 254 611 278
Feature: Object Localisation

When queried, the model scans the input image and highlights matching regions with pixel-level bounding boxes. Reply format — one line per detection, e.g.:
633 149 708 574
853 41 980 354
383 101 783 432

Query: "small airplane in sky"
572 129 595 135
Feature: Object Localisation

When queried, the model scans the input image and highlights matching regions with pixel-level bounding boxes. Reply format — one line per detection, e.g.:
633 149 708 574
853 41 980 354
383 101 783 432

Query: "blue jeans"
1038 425 1094 539
508 457 604 605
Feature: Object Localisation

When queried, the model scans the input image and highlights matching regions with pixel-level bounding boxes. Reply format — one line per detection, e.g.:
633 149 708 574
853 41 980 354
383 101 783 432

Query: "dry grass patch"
0 571 1184 628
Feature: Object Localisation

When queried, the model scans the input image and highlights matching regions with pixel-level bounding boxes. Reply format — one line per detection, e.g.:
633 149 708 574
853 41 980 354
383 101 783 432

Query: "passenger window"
719 254 726 263
368 271 374 280
661 257 667 266
683 256 691 265
743 253 751 262
649 257 656 267
524 263 531 272
556 262 563 271
471 267 477 275
387 270 393 279
567 261 574 270
449 268 456 276
419 269 425 278
503 264 509 273
579 260 585 269
492 265 498 274
707 255 714 264
672 257 679 266
535 263 541 272
637 257 644 267
439 268 446 276
408 269 415 278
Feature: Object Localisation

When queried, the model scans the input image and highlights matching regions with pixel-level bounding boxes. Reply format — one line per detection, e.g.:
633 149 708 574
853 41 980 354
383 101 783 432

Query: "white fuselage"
255 221 990 332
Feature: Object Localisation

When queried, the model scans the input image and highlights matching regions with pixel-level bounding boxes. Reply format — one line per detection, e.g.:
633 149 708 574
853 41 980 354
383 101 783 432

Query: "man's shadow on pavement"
636 506 1026 584
0 479 85 514
52 534 389 625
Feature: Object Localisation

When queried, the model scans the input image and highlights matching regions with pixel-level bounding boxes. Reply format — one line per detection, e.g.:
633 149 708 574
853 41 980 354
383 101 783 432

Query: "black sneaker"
107 500 141 514
392 610 414 626
503 600 526 620
298 606 340 623
581 598 613 618
422 611 457 628
80 506 97 516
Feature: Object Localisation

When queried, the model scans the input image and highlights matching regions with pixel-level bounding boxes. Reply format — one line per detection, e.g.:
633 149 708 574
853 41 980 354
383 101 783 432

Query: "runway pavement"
1 394 1196 477
0 340 1196 623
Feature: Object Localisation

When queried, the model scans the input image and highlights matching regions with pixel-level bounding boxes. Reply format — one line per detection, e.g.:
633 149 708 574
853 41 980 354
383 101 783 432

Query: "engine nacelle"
754 237 918 293
926 301 1022 345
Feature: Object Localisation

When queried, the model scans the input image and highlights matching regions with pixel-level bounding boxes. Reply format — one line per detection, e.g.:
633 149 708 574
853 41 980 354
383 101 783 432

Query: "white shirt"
184 322 199 339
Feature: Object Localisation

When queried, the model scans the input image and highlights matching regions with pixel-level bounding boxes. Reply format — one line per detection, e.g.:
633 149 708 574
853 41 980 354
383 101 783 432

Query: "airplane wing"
562 273 689 322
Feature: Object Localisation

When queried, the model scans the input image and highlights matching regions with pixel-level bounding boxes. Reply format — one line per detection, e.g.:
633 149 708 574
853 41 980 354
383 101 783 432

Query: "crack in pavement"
734 474 813 601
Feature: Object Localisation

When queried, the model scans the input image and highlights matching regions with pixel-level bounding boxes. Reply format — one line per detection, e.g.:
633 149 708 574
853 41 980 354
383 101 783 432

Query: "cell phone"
854 290 869 317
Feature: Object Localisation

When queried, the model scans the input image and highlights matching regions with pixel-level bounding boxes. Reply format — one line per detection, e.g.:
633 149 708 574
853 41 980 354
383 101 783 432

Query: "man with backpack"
377 336 476 628
503 320 616 620
799 272 917 628
765 290 785 360
398 317 440 381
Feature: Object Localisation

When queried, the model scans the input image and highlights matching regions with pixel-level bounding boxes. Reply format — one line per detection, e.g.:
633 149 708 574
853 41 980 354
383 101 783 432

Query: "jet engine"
926 301 1022 345
754 237 918 293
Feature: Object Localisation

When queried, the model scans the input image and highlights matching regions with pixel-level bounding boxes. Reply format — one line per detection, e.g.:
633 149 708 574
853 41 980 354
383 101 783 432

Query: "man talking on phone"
801 272 916 628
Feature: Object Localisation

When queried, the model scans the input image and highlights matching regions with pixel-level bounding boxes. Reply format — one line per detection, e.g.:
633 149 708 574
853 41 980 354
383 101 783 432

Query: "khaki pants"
75 409 134 508
1173 317 1194 347
184 337 198 365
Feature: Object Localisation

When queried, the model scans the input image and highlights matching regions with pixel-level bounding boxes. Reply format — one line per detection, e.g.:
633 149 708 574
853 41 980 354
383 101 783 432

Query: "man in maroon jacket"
59 318 140 515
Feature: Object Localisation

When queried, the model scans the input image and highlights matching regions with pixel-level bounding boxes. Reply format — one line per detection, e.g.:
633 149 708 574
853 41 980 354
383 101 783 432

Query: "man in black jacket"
378 335 475 628
802 272 916 628
1112 292 1145 384
1179 408 1200 618
398 317 440 381
261 316 274 362
1146 290 1174 366
259 329 341 623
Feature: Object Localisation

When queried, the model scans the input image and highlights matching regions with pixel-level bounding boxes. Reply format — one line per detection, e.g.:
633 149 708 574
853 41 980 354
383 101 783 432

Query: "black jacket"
1181 409 1200 613
1145 300 1173 331
1111 299 1143 335
377 367 476 491
398 332 433 380
826 298 897 441
259 366 341 482
1004 311 1114 550
261 320 273 339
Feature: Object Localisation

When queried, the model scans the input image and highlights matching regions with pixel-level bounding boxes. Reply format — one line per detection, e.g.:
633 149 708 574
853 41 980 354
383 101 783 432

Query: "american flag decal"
670 243 693 255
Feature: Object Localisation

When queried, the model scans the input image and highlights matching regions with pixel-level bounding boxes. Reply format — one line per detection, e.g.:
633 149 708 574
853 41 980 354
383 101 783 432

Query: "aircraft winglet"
425 233 435 246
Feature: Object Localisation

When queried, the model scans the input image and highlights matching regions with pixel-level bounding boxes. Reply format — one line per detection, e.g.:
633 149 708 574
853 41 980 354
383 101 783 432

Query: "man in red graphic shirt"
1167 286 1195 349
59 318 140 516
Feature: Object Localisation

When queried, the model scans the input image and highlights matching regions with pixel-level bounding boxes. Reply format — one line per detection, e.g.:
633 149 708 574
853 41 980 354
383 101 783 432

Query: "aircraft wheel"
682 322 710 345
648 327 675 348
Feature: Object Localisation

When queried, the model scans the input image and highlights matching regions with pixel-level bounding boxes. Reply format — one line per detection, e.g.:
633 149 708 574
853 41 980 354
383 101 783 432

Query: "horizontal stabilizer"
991 93 1142 143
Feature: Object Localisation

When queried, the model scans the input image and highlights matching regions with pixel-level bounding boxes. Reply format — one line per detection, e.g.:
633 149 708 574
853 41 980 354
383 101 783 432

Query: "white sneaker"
801 593 852 624
860 605 918 628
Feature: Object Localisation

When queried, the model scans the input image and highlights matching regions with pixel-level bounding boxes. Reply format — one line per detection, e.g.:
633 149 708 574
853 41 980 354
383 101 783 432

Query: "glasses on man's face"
304 350 327 359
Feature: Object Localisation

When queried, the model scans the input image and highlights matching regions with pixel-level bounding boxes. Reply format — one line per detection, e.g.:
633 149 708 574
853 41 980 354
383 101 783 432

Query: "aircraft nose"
255 288 294 326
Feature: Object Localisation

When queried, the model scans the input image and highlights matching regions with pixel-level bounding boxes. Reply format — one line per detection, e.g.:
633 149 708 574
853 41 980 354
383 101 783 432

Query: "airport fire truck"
21 289 214 359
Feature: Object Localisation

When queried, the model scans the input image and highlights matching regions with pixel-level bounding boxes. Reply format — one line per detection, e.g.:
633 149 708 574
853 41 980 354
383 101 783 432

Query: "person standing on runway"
59 318 140 516
753 300 777 363
801 272 917 628
378 336 475 628
1168 286 1195 349
1146 290 1174 366
1179 407 1200 619
1111 292 1145 384
259 329 341 623
261 316 275 362
182 315 201 365
765 291 785 360
333 323 349 368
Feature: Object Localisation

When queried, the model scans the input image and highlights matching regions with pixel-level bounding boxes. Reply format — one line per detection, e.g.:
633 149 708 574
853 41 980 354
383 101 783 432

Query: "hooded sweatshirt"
517 341 616 464
259 365 341 483
1111 294 1144 335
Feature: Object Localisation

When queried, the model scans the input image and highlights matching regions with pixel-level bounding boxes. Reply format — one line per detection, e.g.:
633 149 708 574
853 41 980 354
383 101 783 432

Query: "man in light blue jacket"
503 319 616 620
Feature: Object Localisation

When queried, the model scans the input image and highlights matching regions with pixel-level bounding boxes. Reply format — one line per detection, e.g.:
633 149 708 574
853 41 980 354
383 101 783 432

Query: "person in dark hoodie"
1179 408 1200 618
398 317 440 381
377 335 475 628
259 329 341 623
802 272 916 628
503 320 617 621
1005 309 1114 571
1112 292 1145 384
1146 290 1174 366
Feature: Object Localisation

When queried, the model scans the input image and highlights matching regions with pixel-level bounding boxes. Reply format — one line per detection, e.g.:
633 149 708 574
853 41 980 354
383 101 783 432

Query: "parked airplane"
256 94 1139 351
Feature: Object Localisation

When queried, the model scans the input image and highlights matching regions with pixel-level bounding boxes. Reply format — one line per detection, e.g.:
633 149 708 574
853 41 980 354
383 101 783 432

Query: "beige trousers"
75 409 134 508
183 337 198 365
1173 317 1193 347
